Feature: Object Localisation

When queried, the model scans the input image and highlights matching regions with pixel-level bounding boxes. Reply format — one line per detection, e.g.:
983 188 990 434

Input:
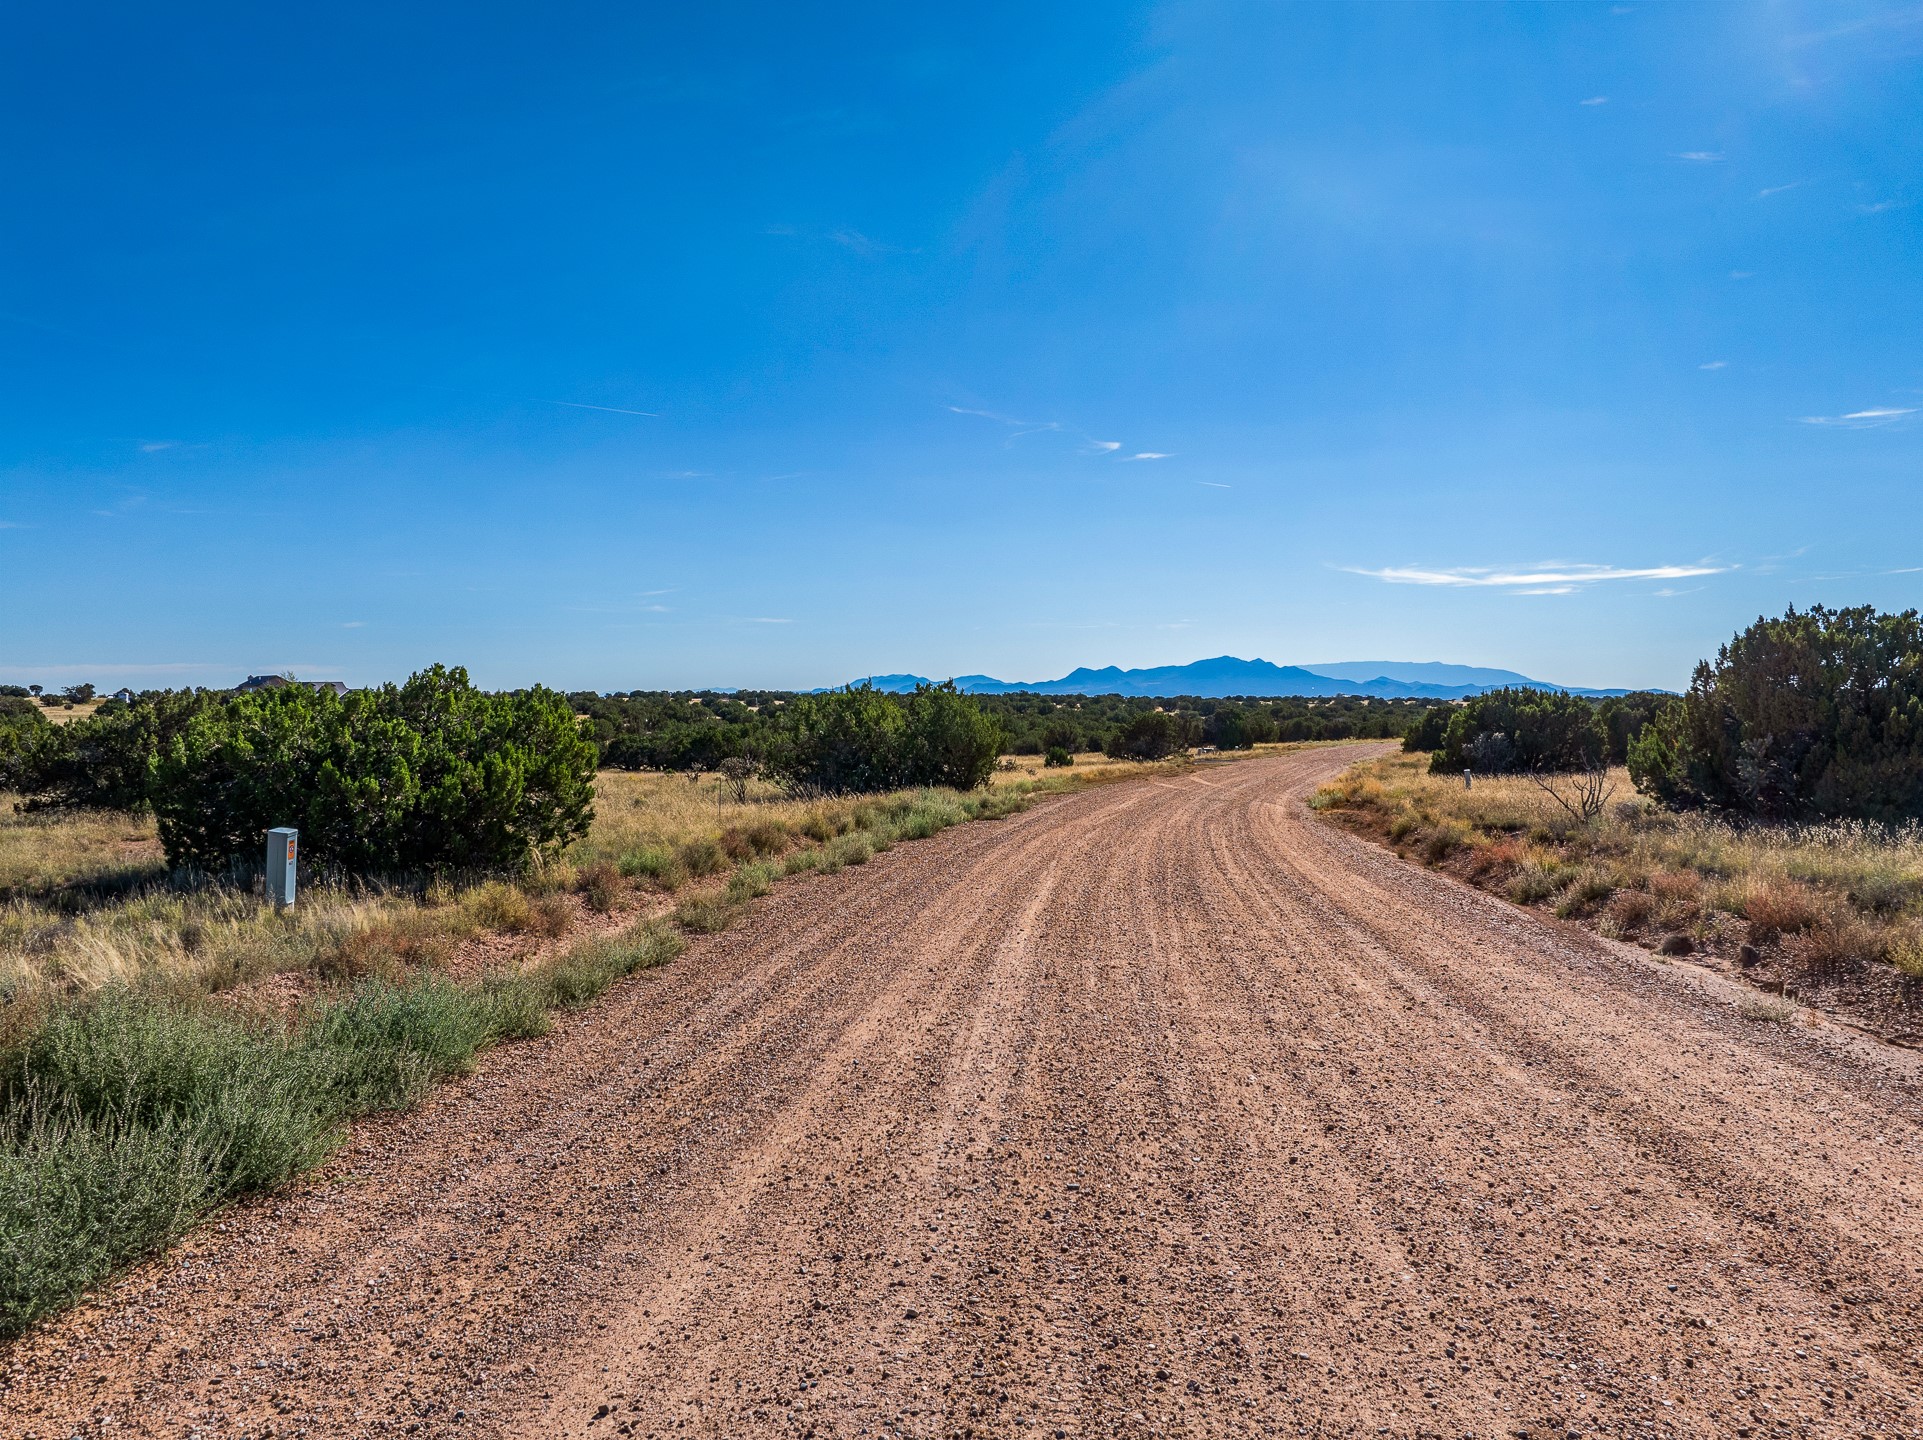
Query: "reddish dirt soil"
6 746 1923 1439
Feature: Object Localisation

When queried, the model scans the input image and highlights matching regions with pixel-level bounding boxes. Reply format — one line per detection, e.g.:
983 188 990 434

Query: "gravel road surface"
6 745 1923 1439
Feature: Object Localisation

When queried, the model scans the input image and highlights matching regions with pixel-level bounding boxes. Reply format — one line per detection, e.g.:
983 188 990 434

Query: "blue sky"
2 2 1918 693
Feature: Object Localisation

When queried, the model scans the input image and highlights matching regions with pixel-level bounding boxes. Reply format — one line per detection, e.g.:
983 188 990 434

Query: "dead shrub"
799 809 846 843
1464 839 1522 883
1740 877 1822 940
577 861 622 914
317 926 444 982
1387 811 1421 843
529 893 574 939
677 836 728 879
1420 827 1462 864
1800 907 1882 977
719 820 792 861
1606 888 1656 933
1647 870 1702 904
743 820 792 855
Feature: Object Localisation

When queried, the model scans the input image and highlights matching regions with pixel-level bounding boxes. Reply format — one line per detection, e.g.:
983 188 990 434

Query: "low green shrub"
673 893 738 934
1508 862 1572 905
0 1100 214 1335
8 990 336 1194
531 922 680 1010
302 975 507 1115
618 844 685 889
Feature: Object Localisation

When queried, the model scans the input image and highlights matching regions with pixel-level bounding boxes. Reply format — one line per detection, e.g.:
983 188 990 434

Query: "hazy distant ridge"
840 656 1635 700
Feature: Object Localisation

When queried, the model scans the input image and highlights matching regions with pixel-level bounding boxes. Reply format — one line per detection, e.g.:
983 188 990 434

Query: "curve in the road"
5 745 1922 1439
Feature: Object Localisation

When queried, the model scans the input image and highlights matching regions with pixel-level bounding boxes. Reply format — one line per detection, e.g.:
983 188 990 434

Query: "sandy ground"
6 745 1923 1439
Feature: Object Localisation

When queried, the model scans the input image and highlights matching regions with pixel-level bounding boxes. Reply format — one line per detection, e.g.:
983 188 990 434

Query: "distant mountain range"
839 656 1639 700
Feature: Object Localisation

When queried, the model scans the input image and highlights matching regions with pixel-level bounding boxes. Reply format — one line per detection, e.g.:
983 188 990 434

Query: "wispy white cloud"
1730 270 1755 280
1700 360 1728 370
1859 199 1902 214
139 441 178 453
1799 407 1917 428
341 621 366 629
1580 95 1609 105
1344 562 1730 591
946 404 1065 444
947 403 1157 459
538 398 657 417
746 617 792 625
1676 151 1726 162
0 520 21 530
1194 481 1231 489
1758 181 1804 198
829 228 887 256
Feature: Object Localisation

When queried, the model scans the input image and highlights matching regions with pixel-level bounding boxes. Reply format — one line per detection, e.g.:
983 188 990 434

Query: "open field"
1314 750 1923 1044
0 764 1108 1003
5 745 1923 1435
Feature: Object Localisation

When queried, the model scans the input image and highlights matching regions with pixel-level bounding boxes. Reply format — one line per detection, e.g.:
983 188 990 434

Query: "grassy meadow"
1314 751 1923 990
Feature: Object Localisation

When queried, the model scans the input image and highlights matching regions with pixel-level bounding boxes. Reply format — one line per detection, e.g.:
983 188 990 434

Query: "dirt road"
7 746 1923 1438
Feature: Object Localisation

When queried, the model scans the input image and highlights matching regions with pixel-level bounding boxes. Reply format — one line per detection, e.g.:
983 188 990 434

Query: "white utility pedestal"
266 827 298 909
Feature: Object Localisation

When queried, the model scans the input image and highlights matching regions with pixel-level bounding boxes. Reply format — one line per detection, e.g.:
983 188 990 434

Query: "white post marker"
266 827 298 909
1463 769 1473 791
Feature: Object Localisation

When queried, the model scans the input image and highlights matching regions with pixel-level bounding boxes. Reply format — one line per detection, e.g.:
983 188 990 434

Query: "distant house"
234 675 350 697
110 687 136 703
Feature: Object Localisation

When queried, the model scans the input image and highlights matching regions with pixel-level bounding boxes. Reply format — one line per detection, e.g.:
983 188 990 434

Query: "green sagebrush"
0 918 680 1337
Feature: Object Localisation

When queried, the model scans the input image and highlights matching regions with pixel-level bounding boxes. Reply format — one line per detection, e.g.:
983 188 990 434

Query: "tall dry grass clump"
1315 752 1923 991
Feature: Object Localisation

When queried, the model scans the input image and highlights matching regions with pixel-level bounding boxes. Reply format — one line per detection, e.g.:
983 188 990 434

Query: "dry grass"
0 738 1266 1011
38 701 104 727
0 760 1140 1007
1737 992 1797 1024
0 804 165 899
1314 751 1923 987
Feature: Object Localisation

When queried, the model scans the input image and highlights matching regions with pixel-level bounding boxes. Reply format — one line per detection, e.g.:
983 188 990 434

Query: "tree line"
572 689 1436 770
11 601 1918 881
0 676 1002 879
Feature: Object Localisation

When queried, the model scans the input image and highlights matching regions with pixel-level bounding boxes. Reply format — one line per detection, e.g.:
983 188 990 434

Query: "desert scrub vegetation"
0 918 681 1336
1315 751 1923 1017
0 751 1113 1338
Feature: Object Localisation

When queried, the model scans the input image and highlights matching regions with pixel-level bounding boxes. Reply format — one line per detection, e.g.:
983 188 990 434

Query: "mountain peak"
831 656 1637 699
